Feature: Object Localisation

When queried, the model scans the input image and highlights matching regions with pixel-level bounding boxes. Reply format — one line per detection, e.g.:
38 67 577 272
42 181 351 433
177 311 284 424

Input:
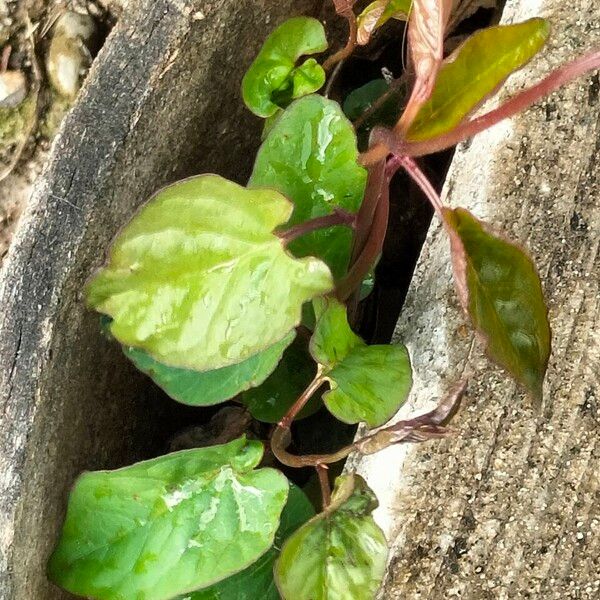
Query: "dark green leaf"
274 474 388 600
123 332 294 406
48 437 289 600
187 485 315 600
240 336 320 423
242 17 328 118
250 95 367 279
357 0 412 45
86 175 333 372
444 207 551 399
407 18 550 141
310 298 412 427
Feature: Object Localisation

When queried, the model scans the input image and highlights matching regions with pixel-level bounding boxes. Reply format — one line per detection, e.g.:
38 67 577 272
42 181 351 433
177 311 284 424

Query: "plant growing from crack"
48 1 599 598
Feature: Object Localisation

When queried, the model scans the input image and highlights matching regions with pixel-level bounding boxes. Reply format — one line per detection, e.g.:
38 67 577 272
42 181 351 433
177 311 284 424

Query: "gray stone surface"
353 0 600 598
0 1 320 597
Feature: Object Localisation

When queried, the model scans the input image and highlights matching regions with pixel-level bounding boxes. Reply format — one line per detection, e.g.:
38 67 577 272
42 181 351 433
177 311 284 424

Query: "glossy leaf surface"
250 95 367 279
48 438 289 600
407 18 550 140
274 474 388 600
123 332 294 406
240 337 320 423
444 207 551 399
357 0 412 45
242 17 327 118
310 298 412 427
86 175 333 372
187 485 315 600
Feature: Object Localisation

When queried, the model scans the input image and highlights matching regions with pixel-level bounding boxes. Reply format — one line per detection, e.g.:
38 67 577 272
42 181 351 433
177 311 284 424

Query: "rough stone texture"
0 1 321 598
353 0 600 598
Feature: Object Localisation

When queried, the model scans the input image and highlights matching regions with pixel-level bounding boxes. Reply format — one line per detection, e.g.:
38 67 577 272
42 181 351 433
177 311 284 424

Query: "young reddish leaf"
242 17 328 118
356 0 412 45
407 18 549 141
86 175 333 372
274 474 388 600
310 297 412 427
48 437 289 600
444 208 551 400
398 0 452 131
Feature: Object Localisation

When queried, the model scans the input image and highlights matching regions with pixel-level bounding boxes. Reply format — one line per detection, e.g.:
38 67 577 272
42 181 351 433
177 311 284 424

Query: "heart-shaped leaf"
240 336 321 423
123 332 294 406
86 175 333 372
250 95 367 279
310 298 412 427
444 207 551 400
357 0 412 45
407 18 550 141
242 17 328 118
48 437 289 600
187 484 315 600
274 474 388 600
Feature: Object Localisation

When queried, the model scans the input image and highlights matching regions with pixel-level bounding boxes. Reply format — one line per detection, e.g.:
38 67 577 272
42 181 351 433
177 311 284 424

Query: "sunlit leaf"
444 207 551 400
123 332 294 406
240 336 320 423
274 474 388 600
48 437 289 600
310 297 412 427
186 485 314 600
86 175 333 372
250 95 367 279
407 18 549 141
242 17 328 118
357 0 412 45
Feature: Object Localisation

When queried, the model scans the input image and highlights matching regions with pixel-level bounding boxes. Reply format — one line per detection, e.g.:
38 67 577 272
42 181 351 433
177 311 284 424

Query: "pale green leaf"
187 484 315 600
48 437 289 600
274 474 388 600
407 18 550 141
250 95 367 279
357 0 412 45
310 298 412 427
86 175 333 372
444 207 551 400
242 17 328 118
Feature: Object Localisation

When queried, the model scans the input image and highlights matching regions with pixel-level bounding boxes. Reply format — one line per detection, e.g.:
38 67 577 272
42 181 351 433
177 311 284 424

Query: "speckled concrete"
352 0 600 597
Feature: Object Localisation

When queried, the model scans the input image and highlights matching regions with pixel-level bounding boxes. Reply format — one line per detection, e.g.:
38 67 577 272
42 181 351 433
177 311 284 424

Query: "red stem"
316 464 331 508
395 155 445 217
278 375 324 429
278 209 355 245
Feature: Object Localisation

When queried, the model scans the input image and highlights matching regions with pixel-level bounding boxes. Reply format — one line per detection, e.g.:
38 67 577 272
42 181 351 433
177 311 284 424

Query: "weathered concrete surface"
0 1 321 598
353 0 600 598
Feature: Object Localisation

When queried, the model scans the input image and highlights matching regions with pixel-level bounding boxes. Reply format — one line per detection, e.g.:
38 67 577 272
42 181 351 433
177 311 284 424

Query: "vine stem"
278 374 325 429
394 155 445 217
322 3 358 72
316 464 331 508
277 209 355 245
359 49 600 166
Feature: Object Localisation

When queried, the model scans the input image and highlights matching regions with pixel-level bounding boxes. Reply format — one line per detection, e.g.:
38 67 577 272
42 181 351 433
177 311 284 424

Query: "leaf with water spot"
185 484 315 600
250 95 367 279
242 17 328 118
274 474 388 600
48 437 289 600
444 207 551 400
122 332 294 407
407 18 549 141
310 298 412 427
86 175 333 372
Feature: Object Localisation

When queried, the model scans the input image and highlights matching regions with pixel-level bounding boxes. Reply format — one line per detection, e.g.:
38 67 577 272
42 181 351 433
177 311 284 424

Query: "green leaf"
310 298 412 427
242 17 328 118
357 0 412 45
187 484 315 600
407 18 550 141
250 95 367 279
444 207 551 400
48 437 289 600
86 175 333 372
274 474 388 600
123 332 294 406
240 336 320 423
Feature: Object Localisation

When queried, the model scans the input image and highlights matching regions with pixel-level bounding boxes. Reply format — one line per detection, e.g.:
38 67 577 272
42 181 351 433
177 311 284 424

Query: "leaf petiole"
277 208 356 246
